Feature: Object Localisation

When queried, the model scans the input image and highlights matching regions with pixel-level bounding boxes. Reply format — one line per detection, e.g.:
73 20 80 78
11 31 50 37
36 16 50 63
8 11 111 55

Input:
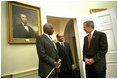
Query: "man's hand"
57 68 61 73
85 58 89 63
85 58 95 65
54 62 61 68
72 64 76 70
89 58 95 64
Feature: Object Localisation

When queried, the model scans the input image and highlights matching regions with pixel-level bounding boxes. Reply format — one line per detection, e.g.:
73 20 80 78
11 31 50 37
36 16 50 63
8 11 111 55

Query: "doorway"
47 16 81 77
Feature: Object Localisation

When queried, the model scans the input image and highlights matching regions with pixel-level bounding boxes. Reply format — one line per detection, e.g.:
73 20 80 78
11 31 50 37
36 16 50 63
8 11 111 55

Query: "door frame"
47 15 86 78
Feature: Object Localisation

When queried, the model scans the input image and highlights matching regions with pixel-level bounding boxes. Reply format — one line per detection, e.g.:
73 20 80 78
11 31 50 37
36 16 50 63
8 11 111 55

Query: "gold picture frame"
7 1 42 43
90 8 107 14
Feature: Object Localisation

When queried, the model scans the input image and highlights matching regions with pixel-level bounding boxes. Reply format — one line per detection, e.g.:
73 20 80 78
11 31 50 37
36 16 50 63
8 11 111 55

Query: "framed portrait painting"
7 1 42 43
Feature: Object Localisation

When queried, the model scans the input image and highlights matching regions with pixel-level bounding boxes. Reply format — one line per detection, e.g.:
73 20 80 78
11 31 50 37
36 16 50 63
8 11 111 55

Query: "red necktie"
88 34 91 48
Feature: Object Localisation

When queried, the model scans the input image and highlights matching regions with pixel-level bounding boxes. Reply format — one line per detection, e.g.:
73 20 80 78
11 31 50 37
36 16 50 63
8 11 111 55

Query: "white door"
74 8 117 78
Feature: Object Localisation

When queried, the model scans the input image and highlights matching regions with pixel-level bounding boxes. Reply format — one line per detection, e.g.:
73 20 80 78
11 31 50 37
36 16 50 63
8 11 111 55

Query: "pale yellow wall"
1 1 117 76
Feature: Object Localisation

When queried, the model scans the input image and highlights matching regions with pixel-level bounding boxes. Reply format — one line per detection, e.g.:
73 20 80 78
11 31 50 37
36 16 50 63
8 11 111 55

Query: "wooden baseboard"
13 68 38 78
1 68 39 78
1 75 13 78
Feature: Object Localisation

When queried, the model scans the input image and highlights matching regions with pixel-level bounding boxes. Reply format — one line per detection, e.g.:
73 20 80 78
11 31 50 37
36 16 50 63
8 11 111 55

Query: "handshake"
54 59 61 69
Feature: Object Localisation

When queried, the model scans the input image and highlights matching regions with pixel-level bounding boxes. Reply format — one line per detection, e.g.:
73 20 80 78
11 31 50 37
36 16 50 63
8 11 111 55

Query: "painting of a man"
13 13 36 38
7 1 42 43
12 4 39 39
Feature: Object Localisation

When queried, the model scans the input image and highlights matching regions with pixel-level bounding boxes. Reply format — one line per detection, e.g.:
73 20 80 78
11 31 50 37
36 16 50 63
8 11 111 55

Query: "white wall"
1 1 117 76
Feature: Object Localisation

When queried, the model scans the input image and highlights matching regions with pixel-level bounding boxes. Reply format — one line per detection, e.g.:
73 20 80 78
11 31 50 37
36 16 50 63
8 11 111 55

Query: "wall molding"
13 68 40 78
1 75 13 78
2 68 40 78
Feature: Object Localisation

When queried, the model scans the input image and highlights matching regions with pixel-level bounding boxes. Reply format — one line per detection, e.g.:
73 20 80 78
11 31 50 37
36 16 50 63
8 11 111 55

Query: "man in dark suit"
36 24 61 78
13 13 36 38
56 34 75 78
83 20 108 78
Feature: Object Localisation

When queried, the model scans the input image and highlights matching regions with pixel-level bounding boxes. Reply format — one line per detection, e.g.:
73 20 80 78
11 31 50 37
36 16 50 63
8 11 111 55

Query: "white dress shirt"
58 41 65 47
89 29 95 38
22 22 29 32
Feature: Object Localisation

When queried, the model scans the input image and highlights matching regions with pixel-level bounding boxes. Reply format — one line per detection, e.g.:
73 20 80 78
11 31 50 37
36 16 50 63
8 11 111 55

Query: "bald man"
36 24 61 78
56 34 75 78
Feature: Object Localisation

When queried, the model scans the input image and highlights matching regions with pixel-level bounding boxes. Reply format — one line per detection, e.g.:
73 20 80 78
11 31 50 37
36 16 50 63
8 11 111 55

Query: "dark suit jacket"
83 30 108 71
36 34 59 77
56 42 74 72
13 23 36 38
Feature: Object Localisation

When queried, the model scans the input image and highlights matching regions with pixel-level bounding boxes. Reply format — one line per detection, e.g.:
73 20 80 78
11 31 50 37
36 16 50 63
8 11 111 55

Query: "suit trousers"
59 68 73 78
86 65 106 78
41 73 58 78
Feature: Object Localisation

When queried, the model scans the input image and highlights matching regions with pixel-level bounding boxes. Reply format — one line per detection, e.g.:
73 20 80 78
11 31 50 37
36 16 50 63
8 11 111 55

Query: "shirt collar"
58 41 64 45
21 22 25 26
90 29 95 37
44 33 52 41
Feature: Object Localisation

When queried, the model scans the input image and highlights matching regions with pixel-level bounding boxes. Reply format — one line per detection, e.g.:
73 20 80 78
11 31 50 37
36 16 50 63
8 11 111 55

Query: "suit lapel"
64 42 66 50
85 30 97 50
89 30 97 49
85 35 89 50
43 34 52 45
63 43 67 54
20 23 29 33
91 30 97 41
57 42 65 52
43 34 57 52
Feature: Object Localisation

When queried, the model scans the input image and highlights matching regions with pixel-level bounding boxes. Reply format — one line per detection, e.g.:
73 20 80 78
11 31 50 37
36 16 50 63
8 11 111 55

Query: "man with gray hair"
83 20 108 78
